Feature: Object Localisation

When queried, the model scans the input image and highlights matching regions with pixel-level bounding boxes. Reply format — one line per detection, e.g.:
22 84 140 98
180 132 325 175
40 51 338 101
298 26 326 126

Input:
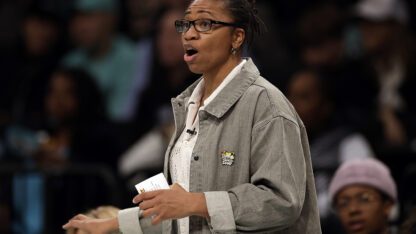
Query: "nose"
183 23 199 41
347 201 362 217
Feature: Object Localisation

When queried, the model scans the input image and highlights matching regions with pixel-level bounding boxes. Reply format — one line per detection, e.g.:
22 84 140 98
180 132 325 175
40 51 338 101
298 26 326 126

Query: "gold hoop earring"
231 47 237 55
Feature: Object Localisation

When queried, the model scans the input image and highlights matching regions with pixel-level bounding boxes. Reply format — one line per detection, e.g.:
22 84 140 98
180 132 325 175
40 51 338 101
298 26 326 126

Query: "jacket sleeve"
118 207 162 234
206 116 307 233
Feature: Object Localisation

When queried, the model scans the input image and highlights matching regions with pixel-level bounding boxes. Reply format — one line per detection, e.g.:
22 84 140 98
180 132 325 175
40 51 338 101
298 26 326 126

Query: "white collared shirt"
169 59 246 234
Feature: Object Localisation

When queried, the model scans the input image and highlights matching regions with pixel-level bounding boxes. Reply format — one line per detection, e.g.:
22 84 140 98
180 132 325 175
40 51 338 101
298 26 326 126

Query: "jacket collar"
172 58 260 119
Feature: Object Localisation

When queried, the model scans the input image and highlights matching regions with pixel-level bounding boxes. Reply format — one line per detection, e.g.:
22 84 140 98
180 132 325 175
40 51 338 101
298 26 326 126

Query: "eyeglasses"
174 19 240 33
334 191 382 212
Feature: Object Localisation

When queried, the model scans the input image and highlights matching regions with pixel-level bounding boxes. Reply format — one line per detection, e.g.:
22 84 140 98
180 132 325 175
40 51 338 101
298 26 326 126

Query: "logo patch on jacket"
221 151 235 166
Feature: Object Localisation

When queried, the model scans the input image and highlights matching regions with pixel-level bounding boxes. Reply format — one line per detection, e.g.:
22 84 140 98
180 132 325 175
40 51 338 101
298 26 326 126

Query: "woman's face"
334 185 393 234
181 0 237 74
46 74 78 123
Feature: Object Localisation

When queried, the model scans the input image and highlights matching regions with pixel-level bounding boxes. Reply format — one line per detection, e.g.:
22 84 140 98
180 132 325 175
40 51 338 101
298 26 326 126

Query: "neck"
202 56 242 102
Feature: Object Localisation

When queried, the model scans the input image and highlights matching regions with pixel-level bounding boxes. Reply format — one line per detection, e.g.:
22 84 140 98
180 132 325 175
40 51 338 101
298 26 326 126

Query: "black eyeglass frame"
174 19 241 33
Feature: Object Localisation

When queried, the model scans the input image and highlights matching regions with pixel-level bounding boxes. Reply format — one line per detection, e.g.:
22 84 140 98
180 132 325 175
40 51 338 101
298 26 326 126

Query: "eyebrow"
184 9 215 17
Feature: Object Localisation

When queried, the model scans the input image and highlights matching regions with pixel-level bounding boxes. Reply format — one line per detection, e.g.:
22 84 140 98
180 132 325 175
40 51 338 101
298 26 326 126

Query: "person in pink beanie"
328 158 397 234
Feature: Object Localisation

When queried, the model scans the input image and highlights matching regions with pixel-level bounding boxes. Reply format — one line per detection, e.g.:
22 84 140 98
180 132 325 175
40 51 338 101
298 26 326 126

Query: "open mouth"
184 46 199 63
185 48 198 56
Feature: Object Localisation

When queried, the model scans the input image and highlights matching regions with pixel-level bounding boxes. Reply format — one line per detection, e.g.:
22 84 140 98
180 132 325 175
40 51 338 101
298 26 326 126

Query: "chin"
187 64 203 75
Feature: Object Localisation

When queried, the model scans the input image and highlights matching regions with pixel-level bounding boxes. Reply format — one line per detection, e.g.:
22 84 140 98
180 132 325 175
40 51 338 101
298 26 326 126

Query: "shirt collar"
186 59 247 109
173 58 260 119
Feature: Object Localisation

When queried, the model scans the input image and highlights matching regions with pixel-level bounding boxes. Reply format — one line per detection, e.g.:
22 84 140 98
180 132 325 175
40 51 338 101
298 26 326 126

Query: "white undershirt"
169 59 246 234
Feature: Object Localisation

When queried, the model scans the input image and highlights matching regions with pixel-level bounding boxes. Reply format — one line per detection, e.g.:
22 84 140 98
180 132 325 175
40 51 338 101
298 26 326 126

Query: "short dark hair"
189 0 265 48
223 0 265 48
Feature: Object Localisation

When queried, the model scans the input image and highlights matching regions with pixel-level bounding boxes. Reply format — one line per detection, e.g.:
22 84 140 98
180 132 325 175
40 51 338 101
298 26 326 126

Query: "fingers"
72 214 89 220
139 199 157 210
151 213 163 225
133 190 164 204
62 214 89 229
142 208 163 225
133 192 153 204
62 219 85 229
141 207 158 219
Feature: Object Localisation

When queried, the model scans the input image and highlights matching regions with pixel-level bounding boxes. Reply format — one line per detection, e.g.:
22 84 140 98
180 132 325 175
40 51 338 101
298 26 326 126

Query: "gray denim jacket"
118 59 322 234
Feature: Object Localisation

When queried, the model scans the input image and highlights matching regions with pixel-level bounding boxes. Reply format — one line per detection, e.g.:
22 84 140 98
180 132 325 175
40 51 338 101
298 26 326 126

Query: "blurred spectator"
66 205 120 234
0 16 65 226
297 2 379 133
129 7 196 142
288 69 375 232
353 0 416 149
122 0 162 127
329 158 398 234
0 6 64 133
6 68 122 234
34 68 120 168
62 0 139 122
298 3 346 70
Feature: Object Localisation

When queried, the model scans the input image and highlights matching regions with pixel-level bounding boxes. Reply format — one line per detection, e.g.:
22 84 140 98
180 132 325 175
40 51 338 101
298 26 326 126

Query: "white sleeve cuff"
204 191 236 232
118 207 143 234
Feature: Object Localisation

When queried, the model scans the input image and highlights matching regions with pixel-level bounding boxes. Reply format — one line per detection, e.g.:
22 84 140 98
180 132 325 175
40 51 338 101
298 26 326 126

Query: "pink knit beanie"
328 158 397 203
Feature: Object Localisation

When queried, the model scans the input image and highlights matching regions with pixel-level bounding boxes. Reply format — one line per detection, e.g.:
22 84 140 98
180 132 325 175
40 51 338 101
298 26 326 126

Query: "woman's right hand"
62 214 119 234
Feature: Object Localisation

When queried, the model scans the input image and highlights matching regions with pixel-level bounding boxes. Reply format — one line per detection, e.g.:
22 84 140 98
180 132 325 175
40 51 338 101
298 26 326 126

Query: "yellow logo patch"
221 151 235 166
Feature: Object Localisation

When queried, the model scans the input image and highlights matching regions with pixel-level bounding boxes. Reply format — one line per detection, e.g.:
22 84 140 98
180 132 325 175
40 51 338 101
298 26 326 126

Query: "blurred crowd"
0 0 415 233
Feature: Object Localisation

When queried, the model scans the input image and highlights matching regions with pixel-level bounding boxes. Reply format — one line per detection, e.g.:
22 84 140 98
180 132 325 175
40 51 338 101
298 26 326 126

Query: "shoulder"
244 75 303 128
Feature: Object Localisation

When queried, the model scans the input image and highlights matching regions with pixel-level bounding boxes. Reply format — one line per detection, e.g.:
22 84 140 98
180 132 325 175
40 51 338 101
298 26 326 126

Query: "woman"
37 68 120 170
63 0 321 233
8 68 121 233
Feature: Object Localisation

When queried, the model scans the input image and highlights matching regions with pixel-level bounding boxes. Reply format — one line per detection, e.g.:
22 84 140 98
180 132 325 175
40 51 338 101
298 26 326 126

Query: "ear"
382 200 394 218
232 28 245 50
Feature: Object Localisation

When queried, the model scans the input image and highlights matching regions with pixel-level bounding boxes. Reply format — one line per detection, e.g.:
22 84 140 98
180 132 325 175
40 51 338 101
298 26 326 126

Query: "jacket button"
193 155 199 161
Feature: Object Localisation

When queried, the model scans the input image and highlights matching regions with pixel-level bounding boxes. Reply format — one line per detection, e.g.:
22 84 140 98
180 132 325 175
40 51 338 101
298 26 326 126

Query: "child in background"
329 158 398 234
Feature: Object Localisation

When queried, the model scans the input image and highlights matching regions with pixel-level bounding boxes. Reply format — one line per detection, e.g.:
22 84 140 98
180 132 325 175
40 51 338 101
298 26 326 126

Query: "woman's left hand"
132 183 208 225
